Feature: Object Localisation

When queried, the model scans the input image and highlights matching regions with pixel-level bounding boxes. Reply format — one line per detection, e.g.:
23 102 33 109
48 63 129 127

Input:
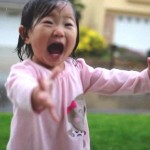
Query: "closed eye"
65 23 73 27
43 21 53 25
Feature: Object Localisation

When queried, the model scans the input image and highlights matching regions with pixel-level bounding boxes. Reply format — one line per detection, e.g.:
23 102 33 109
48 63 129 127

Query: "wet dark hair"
16 0 79 61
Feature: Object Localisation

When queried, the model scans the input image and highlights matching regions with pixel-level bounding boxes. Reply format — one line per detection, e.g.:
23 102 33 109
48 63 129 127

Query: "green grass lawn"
0 113 12 150
1 113 150 150
88 114 150 150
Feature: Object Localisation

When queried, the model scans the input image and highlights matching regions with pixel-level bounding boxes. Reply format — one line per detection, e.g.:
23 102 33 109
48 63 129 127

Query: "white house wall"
0 10 21 47
113 15 150 55
0 9 20 73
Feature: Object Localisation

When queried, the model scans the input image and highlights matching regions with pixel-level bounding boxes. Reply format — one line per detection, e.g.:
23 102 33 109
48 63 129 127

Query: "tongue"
49 49 61 54
49 49 62 59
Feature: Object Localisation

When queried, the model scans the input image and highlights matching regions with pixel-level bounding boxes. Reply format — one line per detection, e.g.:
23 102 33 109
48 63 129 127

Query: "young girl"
5 0 150 150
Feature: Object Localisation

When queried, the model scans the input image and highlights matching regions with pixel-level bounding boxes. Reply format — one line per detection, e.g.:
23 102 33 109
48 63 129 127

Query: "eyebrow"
47 13 75 22
63 15 75 21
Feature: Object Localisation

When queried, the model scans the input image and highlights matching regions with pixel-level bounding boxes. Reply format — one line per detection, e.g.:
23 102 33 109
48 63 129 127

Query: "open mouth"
47 43 64 55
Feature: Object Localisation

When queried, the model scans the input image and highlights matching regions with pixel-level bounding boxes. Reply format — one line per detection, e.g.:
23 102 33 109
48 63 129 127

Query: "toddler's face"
25 2 77 69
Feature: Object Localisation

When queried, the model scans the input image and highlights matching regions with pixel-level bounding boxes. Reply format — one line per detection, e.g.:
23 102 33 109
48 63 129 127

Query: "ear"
19 25 30 44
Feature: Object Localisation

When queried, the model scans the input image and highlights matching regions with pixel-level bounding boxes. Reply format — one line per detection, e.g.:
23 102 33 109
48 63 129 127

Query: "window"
113 15 150 55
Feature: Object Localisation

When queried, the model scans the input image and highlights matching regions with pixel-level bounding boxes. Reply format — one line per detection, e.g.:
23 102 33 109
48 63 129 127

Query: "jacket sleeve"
77 59 150 95
5 63 38 112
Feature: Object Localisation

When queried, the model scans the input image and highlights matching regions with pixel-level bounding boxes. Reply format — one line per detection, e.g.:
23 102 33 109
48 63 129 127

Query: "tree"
69 0 85 20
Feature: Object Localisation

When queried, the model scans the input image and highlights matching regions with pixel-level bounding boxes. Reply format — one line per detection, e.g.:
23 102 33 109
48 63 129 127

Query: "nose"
52 26 64 38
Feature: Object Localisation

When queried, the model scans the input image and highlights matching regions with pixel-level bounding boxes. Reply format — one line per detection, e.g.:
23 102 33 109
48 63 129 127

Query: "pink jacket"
5 58 150 150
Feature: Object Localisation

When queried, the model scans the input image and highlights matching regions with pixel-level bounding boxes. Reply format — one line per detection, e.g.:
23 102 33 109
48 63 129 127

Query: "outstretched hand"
31 67 61 122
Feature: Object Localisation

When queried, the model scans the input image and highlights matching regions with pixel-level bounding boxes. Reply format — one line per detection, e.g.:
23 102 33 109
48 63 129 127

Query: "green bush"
76 27 108 57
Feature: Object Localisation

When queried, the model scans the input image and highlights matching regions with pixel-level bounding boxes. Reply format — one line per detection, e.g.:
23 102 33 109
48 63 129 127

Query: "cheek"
31 33 48 48
68 31 77 48
73 29 78 42
32 26 49 40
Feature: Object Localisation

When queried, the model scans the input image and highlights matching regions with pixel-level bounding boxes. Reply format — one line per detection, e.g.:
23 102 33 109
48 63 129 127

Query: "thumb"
40 95 60 122
49 106 60 122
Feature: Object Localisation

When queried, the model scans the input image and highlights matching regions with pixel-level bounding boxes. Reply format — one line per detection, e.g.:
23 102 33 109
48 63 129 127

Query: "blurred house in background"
81 0 150 55
1 0 150 57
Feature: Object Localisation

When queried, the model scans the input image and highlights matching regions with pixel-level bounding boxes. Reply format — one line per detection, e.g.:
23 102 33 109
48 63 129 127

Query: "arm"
31 67 60 122
5 64 38 112
5 62 60 122
77 58 150 95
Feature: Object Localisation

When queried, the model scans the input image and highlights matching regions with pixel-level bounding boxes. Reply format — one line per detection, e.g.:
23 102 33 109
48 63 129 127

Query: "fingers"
51 66 61 80
38 66 61 91
38 78 52 92
34 66 62 122
38 78 46 91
